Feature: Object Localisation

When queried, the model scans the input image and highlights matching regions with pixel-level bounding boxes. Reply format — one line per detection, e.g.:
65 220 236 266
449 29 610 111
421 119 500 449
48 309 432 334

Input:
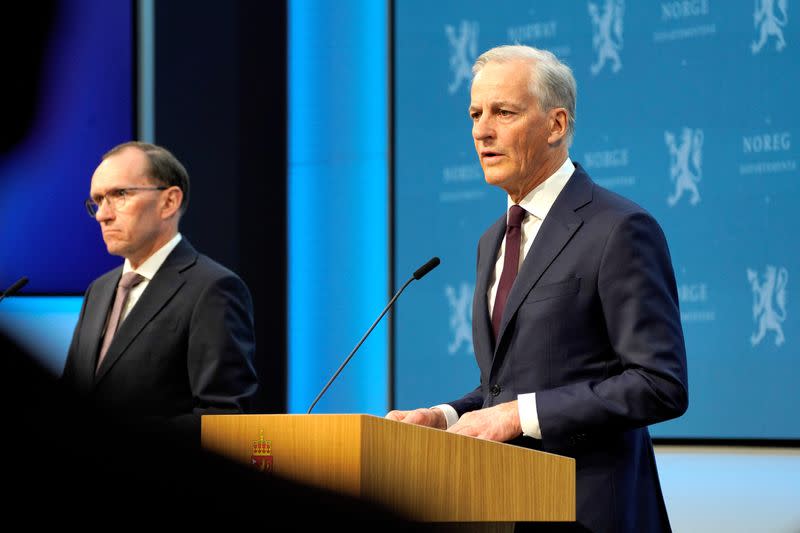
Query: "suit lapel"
94 239 198 384
81 270 121 387
473 215 505 367
493 166 594 356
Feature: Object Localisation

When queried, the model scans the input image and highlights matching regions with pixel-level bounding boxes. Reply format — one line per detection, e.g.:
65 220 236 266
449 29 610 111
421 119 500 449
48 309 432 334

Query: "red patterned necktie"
492 204 526 339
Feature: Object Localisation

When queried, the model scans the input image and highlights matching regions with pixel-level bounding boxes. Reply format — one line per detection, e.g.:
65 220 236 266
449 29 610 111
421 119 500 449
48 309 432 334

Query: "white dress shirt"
119 233 183 322
435 158 575 439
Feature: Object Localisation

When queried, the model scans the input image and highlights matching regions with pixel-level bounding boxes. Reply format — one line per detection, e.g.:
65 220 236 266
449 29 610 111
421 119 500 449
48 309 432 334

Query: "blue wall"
393 0 799 440
0 0 134 293
287 0 389 414
0 297 82 373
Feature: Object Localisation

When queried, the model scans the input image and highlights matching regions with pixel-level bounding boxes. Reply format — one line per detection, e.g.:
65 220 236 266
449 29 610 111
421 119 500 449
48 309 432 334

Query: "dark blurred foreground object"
0 328 421 530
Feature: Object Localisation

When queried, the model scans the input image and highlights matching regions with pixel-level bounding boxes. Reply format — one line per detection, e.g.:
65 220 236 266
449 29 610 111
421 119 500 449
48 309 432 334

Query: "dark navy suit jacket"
62 238 259 437
449 164 688 533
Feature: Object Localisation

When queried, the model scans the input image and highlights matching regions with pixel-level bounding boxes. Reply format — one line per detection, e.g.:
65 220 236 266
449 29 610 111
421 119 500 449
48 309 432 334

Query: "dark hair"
103 141 190 214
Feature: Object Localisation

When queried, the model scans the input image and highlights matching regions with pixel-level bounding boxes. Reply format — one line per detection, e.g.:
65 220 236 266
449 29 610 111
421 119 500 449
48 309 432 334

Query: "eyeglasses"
85 187 167 217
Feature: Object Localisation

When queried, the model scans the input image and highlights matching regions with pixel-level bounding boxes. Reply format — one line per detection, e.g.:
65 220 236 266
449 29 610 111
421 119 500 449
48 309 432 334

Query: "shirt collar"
122 233 183 281
508 157 575 221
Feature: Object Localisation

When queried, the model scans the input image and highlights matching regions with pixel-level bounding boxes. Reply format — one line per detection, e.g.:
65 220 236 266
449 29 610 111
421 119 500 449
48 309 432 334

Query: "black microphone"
0 276 29 304
307 257 441 414
413 256 440 280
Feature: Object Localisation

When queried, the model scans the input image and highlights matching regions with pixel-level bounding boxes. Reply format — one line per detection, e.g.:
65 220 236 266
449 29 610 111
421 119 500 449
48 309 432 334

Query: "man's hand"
447 401 522 441
385 407 447 430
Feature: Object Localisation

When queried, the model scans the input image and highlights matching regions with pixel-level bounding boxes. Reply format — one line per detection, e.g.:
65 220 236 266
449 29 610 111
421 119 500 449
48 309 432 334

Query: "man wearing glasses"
62 141 259 439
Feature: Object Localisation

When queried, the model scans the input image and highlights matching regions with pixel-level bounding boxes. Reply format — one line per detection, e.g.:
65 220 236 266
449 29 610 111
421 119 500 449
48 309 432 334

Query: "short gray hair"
473 45 577 146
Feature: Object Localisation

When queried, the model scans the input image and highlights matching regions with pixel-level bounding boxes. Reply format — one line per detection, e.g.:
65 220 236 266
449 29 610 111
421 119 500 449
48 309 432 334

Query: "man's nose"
95 199 114 222
472 115 494 141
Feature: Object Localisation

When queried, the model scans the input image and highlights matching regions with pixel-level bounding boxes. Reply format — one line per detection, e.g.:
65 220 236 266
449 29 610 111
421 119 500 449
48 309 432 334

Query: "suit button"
490 384 501 396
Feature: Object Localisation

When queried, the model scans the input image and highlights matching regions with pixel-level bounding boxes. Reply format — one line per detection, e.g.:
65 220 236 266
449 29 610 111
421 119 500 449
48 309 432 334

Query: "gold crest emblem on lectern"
250 429 273 473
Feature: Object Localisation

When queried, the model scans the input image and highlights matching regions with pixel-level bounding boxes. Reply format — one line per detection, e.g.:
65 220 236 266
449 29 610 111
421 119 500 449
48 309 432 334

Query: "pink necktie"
97 272 144 373
492 205 526 340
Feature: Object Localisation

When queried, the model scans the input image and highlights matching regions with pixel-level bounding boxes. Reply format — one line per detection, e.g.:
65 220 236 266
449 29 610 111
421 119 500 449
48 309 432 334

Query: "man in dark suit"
387 46 688 532
62 141 259 438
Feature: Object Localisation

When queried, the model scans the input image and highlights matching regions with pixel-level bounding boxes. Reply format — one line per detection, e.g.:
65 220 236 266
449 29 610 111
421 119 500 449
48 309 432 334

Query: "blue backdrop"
0 0 134 294
288 0 389 414
394 0 798 439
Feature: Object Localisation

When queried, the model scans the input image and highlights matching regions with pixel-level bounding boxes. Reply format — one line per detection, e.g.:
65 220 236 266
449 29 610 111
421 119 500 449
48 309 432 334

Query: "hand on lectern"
447 400 522 442
385 407 447 430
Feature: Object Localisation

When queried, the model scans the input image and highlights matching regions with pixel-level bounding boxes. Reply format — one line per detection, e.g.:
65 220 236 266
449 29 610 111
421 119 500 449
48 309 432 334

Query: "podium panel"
202 414 574 523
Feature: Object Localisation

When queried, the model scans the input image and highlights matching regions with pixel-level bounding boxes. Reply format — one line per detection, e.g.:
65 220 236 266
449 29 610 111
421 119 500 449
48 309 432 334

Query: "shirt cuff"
517 392 542 439
432 404 459 429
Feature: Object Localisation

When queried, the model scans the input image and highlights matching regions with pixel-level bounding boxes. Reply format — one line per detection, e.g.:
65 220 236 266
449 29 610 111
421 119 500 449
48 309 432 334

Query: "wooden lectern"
202 414 574 528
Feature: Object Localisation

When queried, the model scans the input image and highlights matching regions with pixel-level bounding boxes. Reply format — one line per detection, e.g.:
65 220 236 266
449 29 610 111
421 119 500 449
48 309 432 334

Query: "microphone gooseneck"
0 276 29 304
307 257 440 414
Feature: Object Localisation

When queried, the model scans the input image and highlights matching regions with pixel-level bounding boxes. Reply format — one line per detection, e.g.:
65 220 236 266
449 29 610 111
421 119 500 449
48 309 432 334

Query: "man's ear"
161 186 183 219
547 108 568 145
